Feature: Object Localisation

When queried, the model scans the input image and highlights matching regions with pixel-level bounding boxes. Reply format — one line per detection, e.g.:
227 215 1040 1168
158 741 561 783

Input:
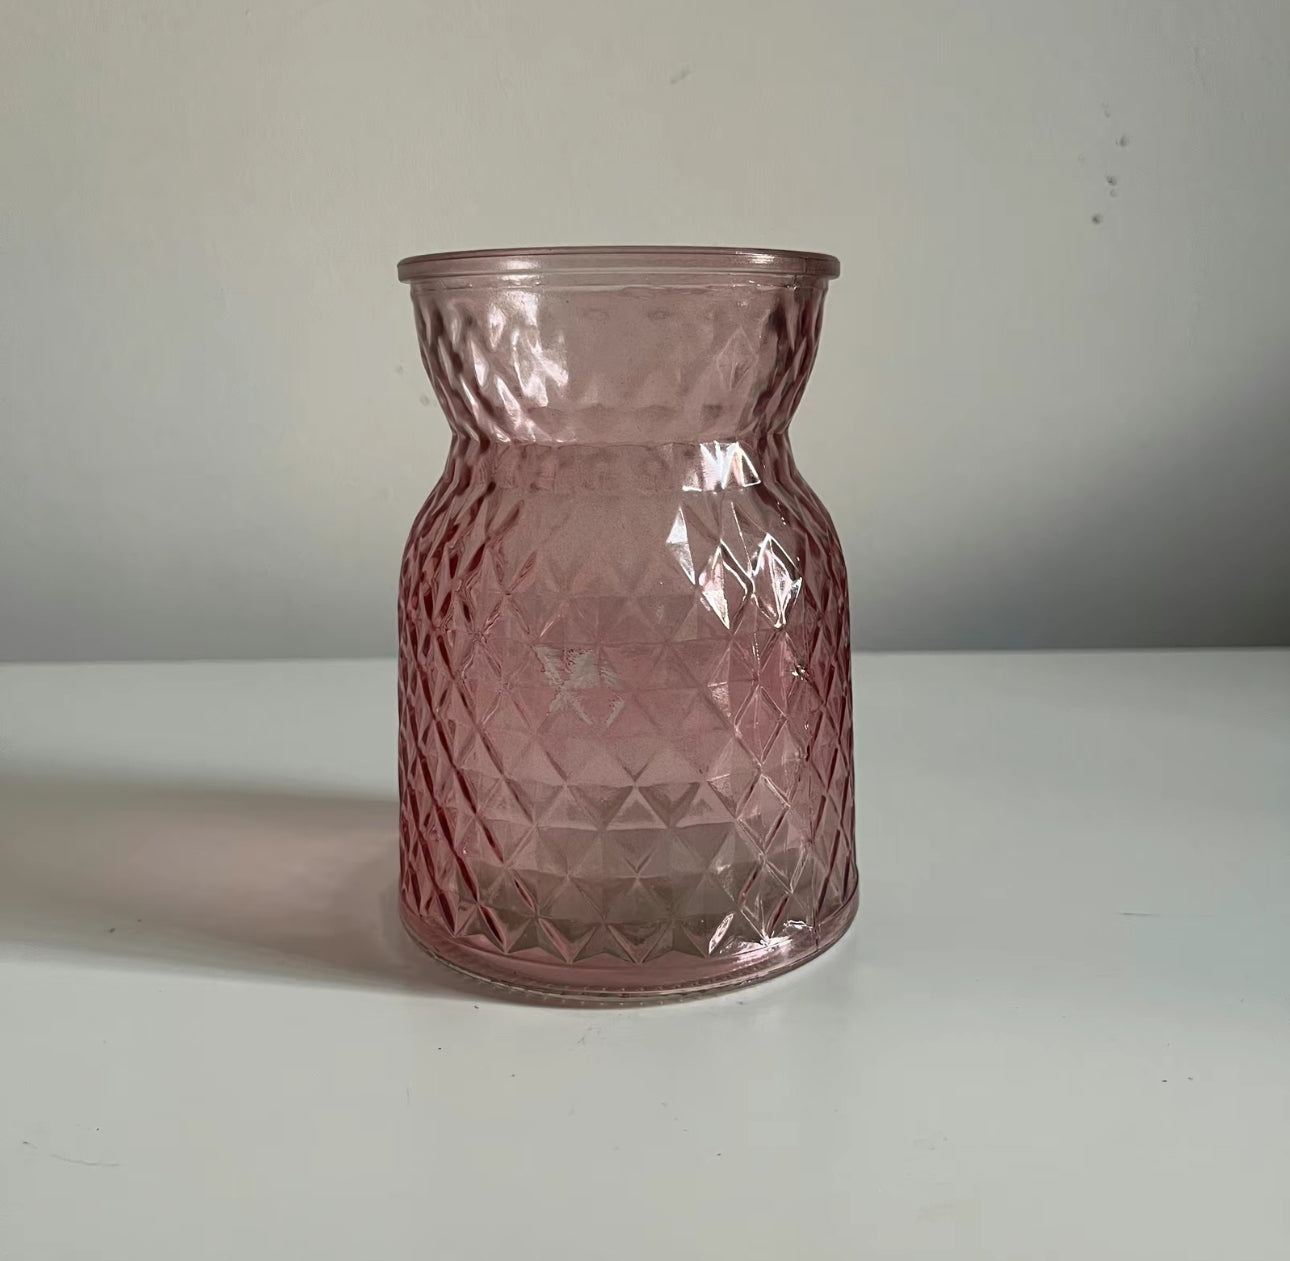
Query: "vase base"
400 894 858 1003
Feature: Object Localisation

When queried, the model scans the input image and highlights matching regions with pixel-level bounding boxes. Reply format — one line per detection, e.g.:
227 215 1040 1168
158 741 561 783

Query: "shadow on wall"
0 774 491 1000
858 393 1290 650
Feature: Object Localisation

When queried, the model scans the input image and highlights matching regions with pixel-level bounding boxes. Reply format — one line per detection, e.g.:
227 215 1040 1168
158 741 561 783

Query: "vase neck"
440 434 800 497
411 281 829 445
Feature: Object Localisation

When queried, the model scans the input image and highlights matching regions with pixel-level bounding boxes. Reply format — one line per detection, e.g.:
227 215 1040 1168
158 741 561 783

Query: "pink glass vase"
396 247 855 999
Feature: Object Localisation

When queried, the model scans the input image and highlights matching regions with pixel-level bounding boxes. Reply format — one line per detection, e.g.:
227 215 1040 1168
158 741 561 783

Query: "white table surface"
1 653 1287 1259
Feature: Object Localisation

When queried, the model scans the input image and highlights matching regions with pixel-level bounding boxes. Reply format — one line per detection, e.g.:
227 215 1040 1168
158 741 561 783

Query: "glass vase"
396 246 855 999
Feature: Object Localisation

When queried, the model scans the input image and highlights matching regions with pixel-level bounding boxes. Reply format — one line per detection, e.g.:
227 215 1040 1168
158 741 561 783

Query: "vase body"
396 247 855 998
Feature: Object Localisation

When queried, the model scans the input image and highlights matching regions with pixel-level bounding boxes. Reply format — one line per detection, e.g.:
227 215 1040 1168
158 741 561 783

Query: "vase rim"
397 245 840 284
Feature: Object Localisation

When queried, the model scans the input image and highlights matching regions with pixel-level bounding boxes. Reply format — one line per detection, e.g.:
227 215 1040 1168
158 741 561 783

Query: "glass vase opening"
396 246 856 1000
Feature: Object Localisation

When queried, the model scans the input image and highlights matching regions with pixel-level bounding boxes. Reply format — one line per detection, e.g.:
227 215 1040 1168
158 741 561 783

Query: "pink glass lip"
397 245 840 284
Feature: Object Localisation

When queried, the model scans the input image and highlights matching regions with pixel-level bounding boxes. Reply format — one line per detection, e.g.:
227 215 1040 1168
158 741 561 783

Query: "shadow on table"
0 772 489 1000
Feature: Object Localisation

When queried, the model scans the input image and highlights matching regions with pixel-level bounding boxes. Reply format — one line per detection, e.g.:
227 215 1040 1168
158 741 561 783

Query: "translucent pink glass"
396 247 855 999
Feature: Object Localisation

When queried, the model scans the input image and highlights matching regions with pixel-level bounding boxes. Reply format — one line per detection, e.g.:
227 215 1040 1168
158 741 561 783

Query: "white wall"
3 0 1289 659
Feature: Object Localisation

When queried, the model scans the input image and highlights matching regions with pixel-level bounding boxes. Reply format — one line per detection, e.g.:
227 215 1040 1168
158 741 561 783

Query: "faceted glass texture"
396 247 855 998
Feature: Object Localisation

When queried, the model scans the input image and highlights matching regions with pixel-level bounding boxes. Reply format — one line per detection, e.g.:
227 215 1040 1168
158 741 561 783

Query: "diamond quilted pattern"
398 271 855 996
